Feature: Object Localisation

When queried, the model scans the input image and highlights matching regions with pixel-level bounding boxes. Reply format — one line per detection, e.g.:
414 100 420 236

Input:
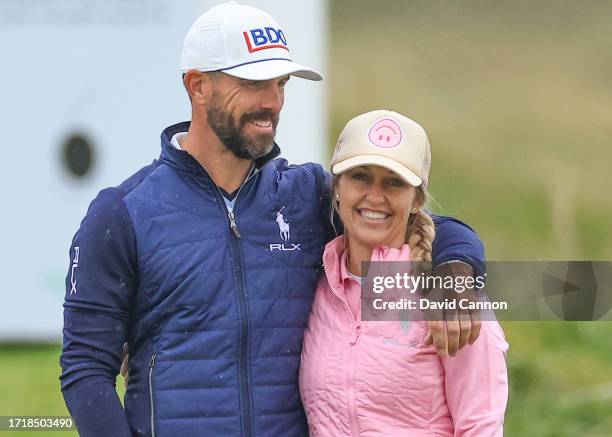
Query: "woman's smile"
356 208 391 223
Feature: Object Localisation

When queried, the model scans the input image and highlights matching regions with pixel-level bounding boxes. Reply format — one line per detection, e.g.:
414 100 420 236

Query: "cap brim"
222 59 323 81
332 155 423 187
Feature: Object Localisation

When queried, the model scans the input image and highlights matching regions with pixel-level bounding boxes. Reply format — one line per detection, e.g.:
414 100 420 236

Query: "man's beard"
207 103 278 160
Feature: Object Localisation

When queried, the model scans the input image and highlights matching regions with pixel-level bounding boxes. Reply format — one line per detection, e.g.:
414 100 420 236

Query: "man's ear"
183 70 213 106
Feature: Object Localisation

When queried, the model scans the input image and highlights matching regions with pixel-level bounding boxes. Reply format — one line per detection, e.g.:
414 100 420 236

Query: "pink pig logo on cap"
368 117 403 148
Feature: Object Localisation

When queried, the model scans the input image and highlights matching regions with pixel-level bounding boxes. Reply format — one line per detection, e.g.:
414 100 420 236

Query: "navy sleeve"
431 215 486 277
60 188 137 437
319 168 342 241
299 163 339 242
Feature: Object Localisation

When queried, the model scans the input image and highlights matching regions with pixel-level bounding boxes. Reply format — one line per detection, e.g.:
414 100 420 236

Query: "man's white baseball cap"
180 1 323 81
330 110 432 187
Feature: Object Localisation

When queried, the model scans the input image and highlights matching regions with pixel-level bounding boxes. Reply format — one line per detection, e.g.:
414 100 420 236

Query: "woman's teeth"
359 209 389 220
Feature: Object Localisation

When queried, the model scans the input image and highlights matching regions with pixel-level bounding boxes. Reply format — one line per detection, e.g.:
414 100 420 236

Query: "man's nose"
259 83 283 113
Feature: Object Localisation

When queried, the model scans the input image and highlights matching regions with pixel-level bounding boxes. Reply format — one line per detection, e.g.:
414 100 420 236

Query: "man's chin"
244 135 275 157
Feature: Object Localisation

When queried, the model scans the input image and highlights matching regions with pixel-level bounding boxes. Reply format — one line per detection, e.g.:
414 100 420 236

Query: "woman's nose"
364 186 386 204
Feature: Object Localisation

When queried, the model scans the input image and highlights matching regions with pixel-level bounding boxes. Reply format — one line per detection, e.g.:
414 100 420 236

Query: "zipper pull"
350 324 361 345
228 211 242 238
149 354 156 368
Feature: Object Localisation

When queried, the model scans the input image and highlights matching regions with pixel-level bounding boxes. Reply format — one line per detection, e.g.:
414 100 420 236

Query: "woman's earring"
411 207 417 214
335 193 340 202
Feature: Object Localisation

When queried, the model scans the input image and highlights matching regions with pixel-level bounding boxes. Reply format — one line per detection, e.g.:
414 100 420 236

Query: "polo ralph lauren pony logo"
275 206 290 241
269 206 302 252
243 27 289 53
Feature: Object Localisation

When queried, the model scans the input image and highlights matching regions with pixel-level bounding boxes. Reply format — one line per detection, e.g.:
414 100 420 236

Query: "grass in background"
0 344 125 437
0 344 66 417
328 0 612 261
328 1 612 434
503 323 612 436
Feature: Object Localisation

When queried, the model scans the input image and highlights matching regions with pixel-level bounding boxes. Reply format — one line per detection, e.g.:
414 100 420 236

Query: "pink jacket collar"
322 235 412 292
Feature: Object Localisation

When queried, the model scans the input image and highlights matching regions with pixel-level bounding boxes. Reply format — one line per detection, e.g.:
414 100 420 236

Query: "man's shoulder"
272 158 327 175
84 160 161 221
270 159 330 189
114 160 161 196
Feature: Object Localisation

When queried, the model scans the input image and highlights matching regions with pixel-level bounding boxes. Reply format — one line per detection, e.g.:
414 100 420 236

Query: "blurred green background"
327 1 612 435
2 1 611 436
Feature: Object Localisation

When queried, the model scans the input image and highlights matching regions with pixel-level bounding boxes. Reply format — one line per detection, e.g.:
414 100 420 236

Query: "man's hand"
423 262 482 357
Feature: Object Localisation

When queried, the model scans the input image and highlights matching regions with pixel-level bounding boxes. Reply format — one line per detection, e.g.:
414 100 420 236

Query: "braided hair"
406 186 435 262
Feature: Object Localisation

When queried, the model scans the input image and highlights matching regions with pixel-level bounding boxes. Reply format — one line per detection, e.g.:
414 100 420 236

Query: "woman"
299 110 508 436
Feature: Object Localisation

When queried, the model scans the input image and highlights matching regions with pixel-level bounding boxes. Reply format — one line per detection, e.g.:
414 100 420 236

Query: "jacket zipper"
149 354 157 437
322 262 362 437
347 324 361 437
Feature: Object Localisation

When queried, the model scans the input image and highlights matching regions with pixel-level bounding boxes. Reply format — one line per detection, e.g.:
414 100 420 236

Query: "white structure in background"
0 0 327 341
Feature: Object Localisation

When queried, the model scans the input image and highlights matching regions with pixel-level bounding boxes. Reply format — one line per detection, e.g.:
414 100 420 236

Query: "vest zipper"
216 190 251 437
149 354 157 437
213 164 270 437
228 237 252 437
218 164 262 238
228 211 242 238
191 159 273 437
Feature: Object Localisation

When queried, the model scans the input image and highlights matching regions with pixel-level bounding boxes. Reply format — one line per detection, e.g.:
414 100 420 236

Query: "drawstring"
350 324 361 345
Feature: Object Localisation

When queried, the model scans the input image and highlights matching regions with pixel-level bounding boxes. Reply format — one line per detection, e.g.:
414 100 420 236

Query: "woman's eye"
351 172 368 181
387 178 405 187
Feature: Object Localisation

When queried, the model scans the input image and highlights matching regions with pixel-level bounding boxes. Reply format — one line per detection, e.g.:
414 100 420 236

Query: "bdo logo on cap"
243 27 288 53
368 117 403 148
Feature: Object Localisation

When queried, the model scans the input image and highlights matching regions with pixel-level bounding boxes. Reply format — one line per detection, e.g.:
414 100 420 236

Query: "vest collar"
159 121 281 181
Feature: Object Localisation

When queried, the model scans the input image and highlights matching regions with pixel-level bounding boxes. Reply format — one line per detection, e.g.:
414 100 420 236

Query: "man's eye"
239 79 261 87
279 77 290 87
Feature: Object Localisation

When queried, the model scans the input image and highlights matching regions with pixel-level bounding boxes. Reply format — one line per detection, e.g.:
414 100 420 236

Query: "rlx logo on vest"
269 206 302 251
243 27 289 53
70 246 80 295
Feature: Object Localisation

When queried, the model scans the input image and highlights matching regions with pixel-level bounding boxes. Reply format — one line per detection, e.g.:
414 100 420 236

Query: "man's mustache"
240 110 279 130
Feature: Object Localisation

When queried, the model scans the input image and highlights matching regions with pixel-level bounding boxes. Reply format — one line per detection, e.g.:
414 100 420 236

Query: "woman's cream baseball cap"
330 110 432 187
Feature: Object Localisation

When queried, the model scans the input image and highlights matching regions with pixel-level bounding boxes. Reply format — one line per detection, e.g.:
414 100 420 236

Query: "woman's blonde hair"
329 174 436 262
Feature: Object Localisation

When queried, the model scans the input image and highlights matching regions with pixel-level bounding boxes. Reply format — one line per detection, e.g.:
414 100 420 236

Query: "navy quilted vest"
121 122 330 436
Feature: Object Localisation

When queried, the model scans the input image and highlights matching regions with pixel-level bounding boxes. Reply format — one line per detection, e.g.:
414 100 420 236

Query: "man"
60 2 485 436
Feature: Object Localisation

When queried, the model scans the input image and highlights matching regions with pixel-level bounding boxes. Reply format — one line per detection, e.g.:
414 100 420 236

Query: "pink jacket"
300 236 509 437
